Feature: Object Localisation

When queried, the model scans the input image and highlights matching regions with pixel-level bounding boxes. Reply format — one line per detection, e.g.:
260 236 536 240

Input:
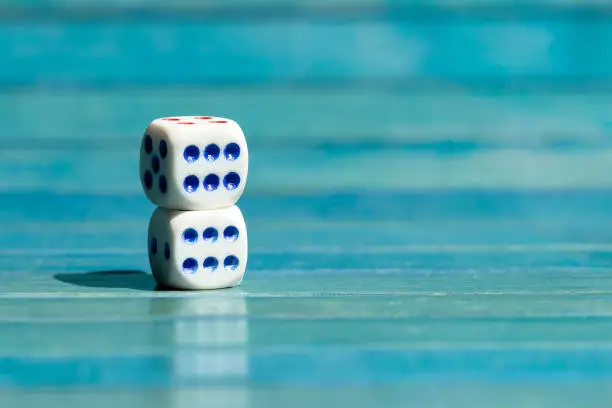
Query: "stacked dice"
139 116 249 290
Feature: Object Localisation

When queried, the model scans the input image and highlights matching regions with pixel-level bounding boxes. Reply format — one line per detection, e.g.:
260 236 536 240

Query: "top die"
139 116 249 211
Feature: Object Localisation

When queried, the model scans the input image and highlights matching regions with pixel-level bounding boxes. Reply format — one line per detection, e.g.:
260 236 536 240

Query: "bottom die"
148 205 248 290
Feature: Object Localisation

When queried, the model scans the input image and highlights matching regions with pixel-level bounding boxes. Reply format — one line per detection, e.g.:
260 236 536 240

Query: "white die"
147 205 248 290
139 116 249 211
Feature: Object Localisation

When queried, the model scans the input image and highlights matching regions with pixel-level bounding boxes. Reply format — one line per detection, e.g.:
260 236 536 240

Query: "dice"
148 205 248 290
140 116 249 211
141 115 250 290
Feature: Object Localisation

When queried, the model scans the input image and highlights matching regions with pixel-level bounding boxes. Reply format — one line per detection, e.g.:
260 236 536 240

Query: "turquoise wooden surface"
3 190 612 408
2 0 612 407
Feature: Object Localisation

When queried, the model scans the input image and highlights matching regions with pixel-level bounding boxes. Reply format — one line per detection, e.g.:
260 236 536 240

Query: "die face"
147 209 172 285
140 130 173 205
140 116 249 211
148 206 248 290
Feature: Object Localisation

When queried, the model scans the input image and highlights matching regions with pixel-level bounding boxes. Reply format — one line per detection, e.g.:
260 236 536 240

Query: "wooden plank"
3 0 612 15
1 88 611 147
1 147 612 192
1 19 612 86
0 385 610 408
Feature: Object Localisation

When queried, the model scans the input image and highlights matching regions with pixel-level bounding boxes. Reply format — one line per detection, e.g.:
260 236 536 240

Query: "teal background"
2 1 612 407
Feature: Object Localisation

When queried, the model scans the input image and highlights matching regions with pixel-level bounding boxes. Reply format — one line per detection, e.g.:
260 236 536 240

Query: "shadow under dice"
140 116 249 211
148 205 248 290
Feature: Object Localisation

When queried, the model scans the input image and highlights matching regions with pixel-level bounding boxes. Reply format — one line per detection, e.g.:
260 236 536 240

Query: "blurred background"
4 2 612 405
2 0 612 194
